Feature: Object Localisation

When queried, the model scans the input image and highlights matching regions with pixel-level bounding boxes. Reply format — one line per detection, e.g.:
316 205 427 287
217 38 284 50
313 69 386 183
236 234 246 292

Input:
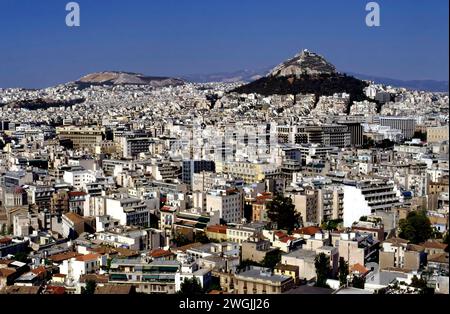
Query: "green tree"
0 224 6 236
411 275 434 294
413 131 427 142
314 253 330 288
106 257 113 273
338 257 349 287
321 219 343 231
194 232 210 244
13 252 29 263
172 232 191 247
352 275 365 289
262 250 281 269
81 280 97 295
398 211 433 244
266 195 301 233
178 277 204 295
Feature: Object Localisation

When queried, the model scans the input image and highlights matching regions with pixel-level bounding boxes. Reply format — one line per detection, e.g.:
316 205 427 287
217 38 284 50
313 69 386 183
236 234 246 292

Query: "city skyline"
0 0 449 88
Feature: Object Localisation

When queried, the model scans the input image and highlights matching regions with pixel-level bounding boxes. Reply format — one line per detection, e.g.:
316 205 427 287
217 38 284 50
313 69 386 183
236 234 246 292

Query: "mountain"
75 71 185 87
268 49 337 77
182 69 270 83
231 50 370 104
185 52 448 92
345 72 448 93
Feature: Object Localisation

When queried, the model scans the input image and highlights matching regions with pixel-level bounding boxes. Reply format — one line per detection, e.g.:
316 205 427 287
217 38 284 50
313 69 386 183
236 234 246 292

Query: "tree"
13 252 28 263
0 224 6 236
314 253 330 288
106 257 113 273
178 277 203 295
443 232 449 252
81 280 97 295
411 275 434 294
398 211 433 244
266 195 301 233
262 250 281 269
194 232 210 244
321 219 343 231
338 257 349 287
172 232 190 247
413 131 427 142
352 275 365 289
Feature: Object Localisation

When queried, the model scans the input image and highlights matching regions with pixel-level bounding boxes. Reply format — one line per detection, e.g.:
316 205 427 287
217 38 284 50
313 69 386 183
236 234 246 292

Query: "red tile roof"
75 253 101 262
293 226 322 236
31 266 47 276
48 252 81 263
148 249 173 258
206 225 227 234
350 263 369 276
0 237 12 245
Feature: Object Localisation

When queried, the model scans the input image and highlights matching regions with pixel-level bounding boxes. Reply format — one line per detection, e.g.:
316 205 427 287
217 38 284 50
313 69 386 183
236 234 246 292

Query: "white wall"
343 185 371 227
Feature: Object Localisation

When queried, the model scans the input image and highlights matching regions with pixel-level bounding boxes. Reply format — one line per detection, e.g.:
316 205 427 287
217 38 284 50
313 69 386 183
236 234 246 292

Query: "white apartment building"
343 180 401 227
206 188 244 224
106 196 150 227
60 253 106 283
63 168 97 190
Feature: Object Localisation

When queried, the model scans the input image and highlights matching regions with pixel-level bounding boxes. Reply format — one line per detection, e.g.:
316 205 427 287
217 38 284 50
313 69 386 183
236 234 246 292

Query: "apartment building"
343 180 401 227
337 232 379 267
223 162 271 184
108 259 181 294
182 160 215 187
233 266 294 294
106 197 150 227
379 238 425 271
241 235 278 263
206 188 244 224
63 167 97 190
122 137 153 158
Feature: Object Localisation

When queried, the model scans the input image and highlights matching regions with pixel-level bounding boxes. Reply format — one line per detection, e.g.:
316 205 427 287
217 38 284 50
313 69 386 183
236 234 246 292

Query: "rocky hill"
76 71 185 87
232 50 370 104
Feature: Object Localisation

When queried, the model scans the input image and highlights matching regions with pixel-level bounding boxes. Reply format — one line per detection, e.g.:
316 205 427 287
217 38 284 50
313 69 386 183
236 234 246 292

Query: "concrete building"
106 197 150 227
241 235 278 263
427 125 449 143
233 266 294 294
343 180 401 227
379 238 425 271
182 160 215 187
206 188 243 224
379 117 416 139
63 168 97 190
108 259 180 294
56 126 104 151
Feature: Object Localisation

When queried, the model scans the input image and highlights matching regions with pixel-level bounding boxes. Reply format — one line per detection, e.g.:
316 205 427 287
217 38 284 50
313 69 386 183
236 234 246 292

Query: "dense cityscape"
0 49 448 296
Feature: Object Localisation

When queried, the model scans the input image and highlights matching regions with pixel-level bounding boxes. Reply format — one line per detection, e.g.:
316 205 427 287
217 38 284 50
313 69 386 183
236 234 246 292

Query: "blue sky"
0 0 448 88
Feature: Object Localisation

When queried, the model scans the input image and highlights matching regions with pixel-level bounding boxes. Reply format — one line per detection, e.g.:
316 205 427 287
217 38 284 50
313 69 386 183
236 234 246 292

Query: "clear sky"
0 0 448 88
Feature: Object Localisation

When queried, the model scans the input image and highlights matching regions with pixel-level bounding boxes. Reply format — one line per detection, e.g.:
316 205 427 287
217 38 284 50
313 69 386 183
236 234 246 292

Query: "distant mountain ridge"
75 71 185 87
185 58 448 93
345 72 448 93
